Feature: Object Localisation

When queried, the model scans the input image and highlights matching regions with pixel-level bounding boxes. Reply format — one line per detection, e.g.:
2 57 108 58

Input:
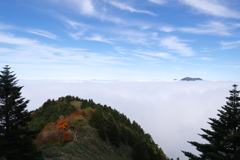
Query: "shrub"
72 116 84 128
56 120 68 131
62 132 73 142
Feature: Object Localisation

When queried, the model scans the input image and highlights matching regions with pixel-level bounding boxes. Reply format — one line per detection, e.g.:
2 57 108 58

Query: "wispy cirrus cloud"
84 34 113 43
160 21 239 36
52 0 95 15
61 18 91 29
0 32 122 66
149 0 166 5
179 0 240 18
104 0 157 16
68 30 86 40
133 54 158 61
52 0 124 24
179 21 234 36
0 23 15 30
159 26 175 32
221 40 240 49
26 29 59 40
141 26 150 30
134 50 175 59
0 32 38 45
160 36 195 56
0 23 59 40
198 57 213 61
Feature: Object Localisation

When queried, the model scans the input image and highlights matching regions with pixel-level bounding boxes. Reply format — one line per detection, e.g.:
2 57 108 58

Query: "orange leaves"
56 120 68 131
62 132 73 142
33 108 89 148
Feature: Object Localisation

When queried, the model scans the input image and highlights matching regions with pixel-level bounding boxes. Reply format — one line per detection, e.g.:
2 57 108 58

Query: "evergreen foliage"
30 95 168 160
88 109 104 129
132 141 150 160
0 65 42 160
105 115 120 147
29 97 77 132
97 127 107 141
182 84 240 160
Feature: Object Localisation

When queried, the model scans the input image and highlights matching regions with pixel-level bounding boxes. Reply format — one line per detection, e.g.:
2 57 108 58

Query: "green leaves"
0 65 42 160
183 84 240 160
72 116 83 128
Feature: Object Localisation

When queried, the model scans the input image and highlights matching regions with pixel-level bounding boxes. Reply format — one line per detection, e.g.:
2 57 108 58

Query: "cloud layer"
19 80 240 159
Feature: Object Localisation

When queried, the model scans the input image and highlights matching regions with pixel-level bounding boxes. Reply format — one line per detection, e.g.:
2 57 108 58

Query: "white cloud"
0 32 121 66
134 50 175 59
154 52 174 59
53 0 125 24
141 26 150 30
229 65 240 69
0 32 38 46
106 29 150 45
179 0 240 18
159 22 240 36
80 0 95 15
149 0 166 5
58 0 95 15
84 34 113 43
61 18 91 29
26 29 59 40
221 40 240 49
179 21 232 36
105 0 157 16
198 57 213 61
68 30 86 39
19 80 240 160
0 23 14 30
133 54 158 61
160 36 195 56
159 26 175 32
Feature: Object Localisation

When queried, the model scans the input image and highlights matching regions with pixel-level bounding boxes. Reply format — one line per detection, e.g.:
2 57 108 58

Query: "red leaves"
34 108 90 148
62 132 73 142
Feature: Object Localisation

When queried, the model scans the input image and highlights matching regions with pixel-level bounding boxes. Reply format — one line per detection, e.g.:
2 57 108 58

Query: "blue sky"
0 0 240 80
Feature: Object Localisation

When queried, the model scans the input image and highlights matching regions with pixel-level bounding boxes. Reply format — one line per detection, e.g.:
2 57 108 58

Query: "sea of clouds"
19 80 240 160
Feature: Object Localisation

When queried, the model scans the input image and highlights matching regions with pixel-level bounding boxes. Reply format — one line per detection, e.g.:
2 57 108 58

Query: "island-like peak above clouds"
180 77 203 81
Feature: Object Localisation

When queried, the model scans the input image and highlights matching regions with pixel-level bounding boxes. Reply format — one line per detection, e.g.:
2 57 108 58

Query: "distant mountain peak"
181 77 203 81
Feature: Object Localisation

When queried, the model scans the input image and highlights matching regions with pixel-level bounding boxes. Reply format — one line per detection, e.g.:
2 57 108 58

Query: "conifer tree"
182 84 240 160
105 115 120 147
0 65 42 160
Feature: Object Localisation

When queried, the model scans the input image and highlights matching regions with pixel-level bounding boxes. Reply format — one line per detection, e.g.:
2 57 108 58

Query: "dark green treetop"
0 65 42 160
182 84 240 160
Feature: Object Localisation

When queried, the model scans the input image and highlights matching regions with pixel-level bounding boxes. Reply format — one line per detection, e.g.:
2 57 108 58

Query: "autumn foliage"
34 109 87 148
56 120 68 131
62 132 73 142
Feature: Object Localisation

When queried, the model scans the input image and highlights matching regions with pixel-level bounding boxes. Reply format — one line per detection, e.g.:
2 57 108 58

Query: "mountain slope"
29 96 169 160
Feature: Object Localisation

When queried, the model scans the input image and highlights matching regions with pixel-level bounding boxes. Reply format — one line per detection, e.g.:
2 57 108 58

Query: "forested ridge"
29 95 168 160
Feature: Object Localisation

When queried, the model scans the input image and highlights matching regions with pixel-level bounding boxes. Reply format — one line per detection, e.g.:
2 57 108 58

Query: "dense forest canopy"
29 95 168 160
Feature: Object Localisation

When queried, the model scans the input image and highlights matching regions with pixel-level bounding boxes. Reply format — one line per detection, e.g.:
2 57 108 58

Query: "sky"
19 80 240 160
0 0 240 80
